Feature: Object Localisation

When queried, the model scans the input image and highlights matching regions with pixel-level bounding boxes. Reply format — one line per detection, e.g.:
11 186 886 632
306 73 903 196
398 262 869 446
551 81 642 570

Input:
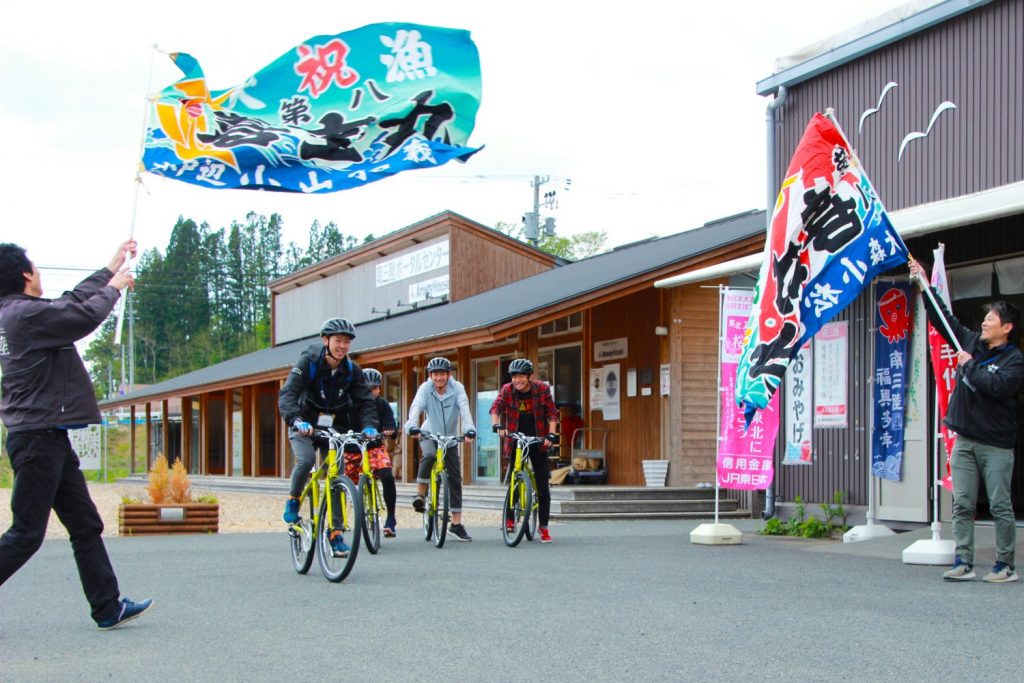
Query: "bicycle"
355 433 390 555
287 428 364 582
501 432 546 547
409 428 472 548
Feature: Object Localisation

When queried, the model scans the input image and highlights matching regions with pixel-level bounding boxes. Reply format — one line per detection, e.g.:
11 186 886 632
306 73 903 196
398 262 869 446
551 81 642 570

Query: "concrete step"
554 499 739 515
552 510 751 521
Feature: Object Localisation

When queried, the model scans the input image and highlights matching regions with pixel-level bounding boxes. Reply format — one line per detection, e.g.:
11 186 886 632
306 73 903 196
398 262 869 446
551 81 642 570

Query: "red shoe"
505 519 515 532
539 528 552 543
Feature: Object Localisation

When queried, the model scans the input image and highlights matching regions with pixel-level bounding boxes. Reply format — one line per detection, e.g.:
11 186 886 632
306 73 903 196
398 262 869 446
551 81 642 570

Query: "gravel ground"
0 482 501 538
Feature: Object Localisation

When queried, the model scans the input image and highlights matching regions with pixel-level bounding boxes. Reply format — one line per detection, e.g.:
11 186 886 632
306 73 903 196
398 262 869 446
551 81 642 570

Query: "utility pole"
128 292 136 393
523 175 568 246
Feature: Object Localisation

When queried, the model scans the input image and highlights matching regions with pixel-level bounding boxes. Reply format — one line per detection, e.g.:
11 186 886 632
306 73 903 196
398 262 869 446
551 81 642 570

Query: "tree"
494 220 607 261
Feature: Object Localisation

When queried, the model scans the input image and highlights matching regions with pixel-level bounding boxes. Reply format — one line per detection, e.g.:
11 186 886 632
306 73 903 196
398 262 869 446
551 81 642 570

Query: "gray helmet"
426 357 452 373
509 358 533 375
363 368 383 386
320 317 356 339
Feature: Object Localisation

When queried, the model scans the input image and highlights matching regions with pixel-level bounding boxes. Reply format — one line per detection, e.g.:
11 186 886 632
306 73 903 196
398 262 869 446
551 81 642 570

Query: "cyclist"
279 317 379 557
489 358 559 543
405 357 476 541
346 368 399 538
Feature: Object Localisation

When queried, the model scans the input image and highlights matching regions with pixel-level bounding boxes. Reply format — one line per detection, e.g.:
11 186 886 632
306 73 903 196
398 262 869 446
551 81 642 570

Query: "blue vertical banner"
871 282 914 480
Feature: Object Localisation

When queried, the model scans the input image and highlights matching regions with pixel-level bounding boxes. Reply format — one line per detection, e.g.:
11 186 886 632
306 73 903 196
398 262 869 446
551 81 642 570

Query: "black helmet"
363 368 383 386
509 358 533 375
320 317 356 339
426 357 452 373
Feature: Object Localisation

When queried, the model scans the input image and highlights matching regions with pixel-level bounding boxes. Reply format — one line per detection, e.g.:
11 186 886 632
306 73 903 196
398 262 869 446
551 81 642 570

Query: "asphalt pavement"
1 519 1021 682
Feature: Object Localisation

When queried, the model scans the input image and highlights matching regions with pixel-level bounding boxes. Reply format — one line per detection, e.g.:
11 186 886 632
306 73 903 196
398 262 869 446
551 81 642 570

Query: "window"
539 312 583 337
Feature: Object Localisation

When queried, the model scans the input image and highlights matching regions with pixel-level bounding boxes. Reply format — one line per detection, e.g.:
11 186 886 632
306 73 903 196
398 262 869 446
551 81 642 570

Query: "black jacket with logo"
278 344 378 432
0 269 120 432
923 287 1024 448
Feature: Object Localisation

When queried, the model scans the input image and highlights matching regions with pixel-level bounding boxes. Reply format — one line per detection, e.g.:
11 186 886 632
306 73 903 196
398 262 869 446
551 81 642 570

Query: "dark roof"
102 209 765 406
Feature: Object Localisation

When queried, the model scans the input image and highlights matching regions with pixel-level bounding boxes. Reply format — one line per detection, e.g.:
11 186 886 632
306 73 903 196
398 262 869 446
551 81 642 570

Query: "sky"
0 0 910 299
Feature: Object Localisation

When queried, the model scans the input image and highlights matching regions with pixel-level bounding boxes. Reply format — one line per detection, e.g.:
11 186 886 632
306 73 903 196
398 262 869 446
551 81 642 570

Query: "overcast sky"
1 0 908 298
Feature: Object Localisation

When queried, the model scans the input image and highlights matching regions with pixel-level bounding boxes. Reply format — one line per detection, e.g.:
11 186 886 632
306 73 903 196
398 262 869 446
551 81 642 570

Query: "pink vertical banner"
718 289 781 490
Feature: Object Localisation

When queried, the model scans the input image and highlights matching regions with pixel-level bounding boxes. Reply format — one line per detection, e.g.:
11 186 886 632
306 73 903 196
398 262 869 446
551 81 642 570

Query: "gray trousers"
288 429 343 526
950 435 1016 566
417 442 463 513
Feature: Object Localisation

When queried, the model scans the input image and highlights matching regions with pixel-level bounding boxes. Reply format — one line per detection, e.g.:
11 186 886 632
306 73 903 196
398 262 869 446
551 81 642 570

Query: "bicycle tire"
525 490 539 542
289 487 316 574
432 471 449 548
501 472 530 547
360 475 382 554
317 476 362 583
423 485 435 541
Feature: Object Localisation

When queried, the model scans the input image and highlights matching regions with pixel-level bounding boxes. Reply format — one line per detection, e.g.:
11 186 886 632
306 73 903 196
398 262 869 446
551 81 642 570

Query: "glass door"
472 356 511 482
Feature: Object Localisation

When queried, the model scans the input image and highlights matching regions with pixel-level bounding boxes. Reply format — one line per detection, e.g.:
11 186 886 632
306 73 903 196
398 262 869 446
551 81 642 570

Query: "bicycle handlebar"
312 428 369 449
505 432 548 447
410 429 473 448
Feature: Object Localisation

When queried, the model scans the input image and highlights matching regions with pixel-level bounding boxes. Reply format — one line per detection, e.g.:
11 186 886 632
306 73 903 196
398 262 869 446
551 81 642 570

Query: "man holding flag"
910 260 1023 583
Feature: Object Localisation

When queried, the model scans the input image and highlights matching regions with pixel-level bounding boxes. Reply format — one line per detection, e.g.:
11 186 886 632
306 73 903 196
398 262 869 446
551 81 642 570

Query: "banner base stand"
902 524 955 565
690 523 742 545
843 522 895 543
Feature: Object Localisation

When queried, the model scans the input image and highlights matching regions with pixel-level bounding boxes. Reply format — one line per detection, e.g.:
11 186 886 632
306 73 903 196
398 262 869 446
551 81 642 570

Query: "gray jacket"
0 269 120 431
404 377 476 437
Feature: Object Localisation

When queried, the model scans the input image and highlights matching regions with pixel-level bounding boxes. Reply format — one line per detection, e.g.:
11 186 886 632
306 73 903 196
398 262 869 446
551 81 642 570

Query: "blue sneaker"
943 556 975 581
982 562 1019 583
97 598 154 630
383 517 397 538
329 533 350 557
283 498 300 524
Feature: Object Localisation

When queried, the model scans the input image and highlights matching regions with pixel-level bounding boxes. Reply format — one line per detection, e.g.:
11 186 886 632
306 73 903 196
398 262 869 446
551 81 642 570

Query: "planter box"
642 460 669 487
119 503 220 536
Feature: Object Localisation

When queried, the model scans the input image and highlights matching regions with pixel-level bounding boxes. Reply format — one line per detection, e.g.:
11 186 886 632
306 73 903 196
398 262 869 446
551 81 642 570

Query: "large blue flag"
143 23 482 193
735 113 909 423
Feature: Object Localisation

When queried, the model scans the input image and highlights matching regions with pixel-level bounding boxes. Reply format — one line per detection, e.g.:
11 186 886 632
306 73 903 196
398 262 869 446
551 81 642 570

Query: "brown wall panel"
773 0 1024 212
588 288 663 485
449 226 553 301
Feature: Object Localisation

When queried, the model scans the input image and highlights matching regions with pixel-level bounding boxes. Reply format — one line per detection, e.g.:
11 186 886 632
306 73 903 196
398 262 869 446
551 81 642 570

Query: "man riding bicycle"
490 359 559 543
405 357 476 541
279 317 379 557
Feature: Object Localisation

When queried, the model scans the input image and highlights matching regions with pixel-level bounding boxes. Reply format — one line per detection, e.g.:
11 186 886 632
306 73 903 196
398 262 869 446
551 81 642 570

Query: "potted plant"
119 456 219 535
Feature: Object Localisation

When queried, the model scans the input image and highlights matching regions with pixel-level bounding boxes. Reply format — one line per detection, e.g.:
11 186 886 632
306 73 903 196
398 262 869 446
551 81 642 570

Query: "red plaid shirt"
489 380 559 459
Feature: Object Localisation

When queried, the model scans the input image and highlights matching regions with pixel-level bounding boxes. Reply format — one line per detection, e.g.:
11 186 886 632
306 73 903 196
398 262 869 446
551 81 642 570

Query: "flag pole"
115 43 159 352
690 284 742 545
823 108 963 353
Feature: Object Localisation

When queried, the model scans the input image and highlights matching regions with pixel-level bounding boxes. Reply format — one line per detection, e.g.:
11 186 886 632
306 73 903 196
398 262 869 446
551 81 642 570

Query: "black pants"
0 429 121 623
506 443 552 528
376 468 397 519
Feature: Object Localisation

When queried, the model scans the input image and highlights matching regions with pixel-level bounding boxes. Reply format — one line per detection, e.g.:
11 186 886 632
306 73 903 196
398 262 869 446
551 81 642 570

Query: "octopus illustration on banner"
735 113 909 426
142 23 482 193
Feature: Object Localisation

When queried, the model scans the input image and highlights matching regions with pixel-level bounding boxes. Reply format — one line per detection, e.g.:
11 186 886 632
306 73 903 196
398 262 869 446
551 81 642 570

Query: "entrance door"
473 356 511 482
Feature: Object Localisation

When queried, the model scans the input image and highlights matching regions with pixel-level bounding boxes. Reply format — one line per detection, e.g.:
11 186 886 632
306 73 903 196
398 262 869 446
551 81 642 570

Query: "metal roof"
102 209 766 406
755 0 989 96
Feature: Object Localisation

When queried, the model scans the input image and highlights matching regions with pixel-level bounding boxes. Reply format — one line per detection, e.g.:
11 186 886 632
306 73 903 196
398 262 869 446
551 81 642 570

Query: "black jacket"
278 344 378 432
923 287 1024 448
0 269 120 432
358 395 397 449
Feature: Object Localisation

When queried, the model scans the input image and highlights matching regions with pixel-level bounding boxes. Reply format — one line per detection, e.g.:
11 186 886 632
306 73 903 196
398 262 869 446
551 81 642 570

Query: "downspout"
760 85 786 521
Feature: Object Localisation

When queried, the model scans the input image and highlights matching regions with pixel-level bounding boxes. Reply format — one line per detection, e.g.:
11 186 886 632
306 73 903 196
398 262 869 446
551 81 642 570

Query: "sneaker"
943 556 976 581
283 497 300 524
449 524 472 542
412 496 425 513
383 517 397 538
329 532 350 558
97 598 154 630
982 562 1019 583
505 519 515 533
539 528 552 543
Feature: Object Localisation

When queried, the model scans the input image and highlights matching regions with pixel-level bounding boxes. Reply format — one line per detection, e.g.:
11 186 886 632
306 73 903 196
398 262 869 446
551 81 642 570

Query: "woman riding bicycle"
279 317 379 557
345 368 399 537
489 359 559 543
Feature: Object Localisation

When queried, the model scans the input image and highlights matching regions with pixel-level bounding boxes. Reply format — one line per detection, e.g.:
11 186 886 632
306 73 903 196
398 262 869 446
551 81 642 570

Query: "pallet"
119 503 220 536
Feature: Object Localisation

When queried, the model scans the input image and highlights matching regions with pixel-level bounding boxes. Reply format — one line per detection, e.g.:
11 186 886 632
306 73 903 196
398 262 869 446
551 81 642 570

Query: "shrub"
169 458 191 504
147 455 170 504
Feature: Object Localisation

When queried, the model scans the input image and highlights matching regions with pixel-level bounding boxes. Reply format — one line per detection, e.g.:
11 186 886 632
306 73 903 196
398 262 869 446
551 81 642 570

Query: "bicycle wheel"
317 476 362 583
289 487 316 574
432 471 449 548
423 484 435 541
360 475 382 555
501 472 530 547
525 485 539 542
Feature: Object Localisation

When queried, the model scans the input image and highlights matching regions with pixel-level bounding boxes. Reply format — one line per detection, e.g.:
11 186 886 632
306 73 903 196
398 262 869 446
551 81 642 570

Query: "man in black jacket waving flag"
911 259 1024 583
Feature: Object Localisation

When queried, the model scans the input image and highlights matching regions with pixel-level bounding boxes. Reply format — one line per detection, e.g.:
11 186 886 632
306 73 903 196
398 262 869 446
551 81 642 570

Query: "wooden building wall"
587 288 663 485
668 280 726 486
449 225 554 300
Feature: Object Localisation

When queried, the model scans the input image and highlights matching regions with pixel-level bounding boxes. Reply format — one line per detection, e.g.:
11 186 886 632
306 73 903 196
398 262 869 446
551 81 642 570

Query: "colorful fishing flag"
142 23 482 193
927 244 957 491
735 113 909 423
